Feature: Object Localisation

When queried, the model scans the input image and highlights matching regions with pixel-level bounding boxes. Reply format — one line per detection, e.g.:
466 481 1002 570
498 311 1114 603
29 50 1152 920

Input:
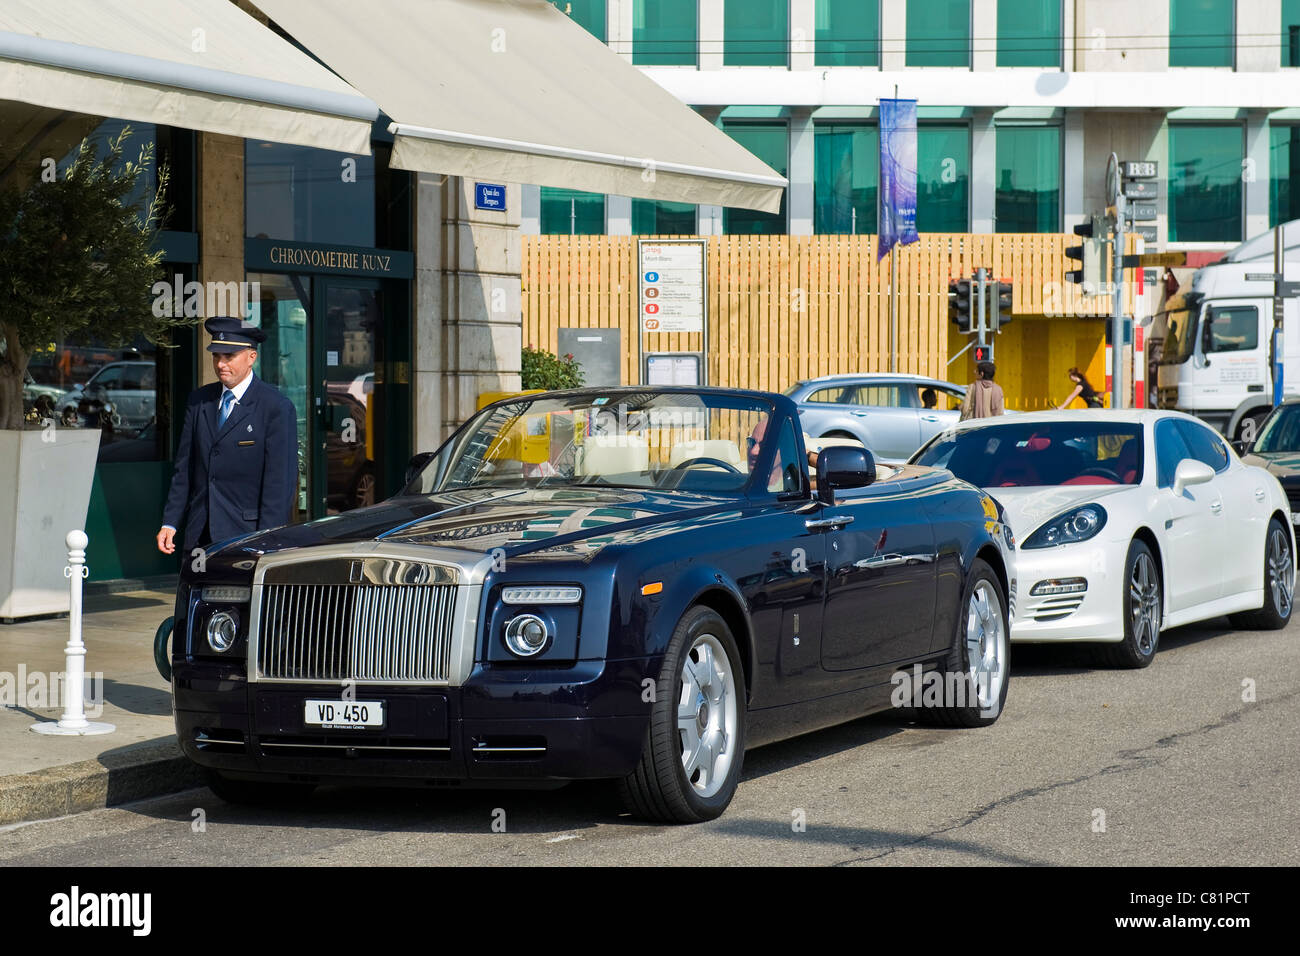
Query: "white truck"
1154 225 1300 441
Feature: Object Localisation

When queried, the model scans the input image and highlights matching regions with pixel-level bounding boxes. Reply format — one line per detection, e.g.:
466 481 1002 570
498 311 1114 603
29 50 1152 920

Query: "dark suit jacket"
162 375 298 553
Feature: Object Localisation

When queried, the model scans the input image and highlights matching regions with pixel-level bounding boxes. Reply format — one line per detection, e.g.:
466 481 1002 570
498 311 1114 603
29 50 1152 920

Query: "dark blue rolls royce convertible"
172 387 1015 823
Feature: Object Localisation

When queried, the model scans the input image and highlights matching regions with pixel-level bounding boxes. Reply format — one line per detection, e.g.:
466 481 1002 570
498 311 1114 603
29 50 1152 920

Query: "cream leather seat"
576 435 650 476
668 439 744 469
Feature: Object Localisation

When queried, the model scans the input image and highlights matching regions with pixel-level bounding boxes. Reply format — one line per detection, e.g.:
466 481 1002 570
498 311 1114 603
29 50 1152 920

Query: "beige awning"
251 0 786 213
0 0 377 166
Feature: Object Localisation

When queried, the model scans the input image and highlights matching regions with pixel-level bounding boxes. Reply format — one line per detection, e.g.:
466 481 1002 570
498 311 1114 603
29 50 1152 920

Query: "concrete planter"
0 428 101 620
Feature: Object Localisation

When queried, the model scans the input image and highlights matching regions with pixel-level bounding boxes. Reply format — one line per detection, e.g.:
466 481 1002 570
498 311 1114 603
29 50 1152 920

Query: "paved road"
2 616 1296 866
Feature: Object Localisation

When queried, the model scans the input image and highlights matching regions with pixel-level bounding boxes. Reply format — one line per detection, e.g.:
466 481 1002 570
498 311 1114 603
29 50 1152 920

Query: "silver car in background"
785 373 967 461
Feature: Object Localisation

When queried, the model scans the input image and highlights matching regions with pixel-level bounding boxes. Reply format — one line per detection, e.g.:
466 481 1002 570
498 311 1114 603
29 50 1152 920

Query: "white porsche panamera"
910 410 1296 667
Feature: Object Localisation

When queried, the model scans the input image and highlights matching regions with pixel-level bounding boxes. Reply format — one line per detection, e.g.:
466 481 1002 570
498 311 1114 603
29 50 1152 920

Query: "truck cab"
1155 259 1300 441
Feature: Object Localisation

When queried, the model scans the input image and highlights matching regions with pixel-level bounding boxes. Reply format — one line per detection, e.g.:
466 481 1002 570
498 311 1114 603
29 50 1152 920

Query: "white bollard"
31 530 115 736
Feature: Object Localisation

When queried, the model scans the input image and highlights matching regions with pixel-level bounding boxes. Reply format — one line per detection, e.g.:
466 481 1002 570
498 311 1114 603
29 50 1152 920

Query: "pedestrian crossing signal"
974 344 993 363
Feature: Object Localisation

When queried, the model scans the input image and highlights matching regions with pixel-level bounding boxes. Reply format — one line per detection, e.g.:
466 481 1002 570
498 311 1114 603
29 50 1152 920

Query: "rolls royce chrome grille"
257 583 457 683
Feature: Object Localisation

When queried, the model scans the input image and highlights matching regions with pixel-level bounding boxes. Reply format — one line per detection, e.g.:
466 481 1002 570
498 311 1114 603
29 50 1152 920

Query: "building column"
790 0 814 71
1238 0 1282 72
607 0 632 59
1245 110 1271 240
971 109 996 233
607 195 633 234
196 132 245 387
971 0 996 71
880 0 906 70
1062 109 1086 231
699 0 724 70
788 107 814 235
520 184 540 235
414 174 524 445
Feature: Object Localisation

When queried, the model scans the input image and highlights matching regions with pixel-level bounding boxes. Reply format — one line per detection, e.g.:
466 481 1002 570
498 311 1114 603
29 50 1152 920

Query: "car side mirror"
816 445 875 503
403 452 435 488
1172 458 1215 496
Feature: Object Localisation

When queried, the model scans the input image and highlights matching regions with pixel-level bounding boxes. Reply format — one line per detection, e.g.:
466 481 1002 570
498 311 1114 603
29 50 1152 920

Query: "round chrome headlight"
207 610 239 653
504 614 549 657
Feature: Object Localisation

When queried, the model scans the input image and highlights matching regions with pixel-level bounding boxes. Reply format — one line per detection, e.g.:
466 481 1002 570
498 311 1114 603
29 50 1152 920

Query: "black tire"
618 606 747 823
916 558 1010 728
1094 539 1161 669
1228 518 1295 630
204 768 315 806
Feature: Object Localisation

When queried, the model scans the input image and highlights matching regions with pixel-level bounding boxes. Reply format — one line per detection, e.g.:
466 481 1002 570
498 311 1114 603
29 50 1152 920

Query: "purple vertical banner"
878 98 919 261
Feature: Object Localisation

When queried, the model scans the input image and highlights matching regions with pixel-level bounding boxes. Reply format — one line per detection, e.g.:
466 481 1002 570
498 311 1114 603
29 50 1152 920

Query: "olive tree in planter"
0 129 183 617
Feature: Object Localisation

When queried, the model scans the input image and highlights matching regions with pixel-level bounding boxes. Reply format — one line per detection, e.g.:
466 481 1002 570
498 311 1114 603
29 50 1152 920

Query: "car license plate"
303 699 385 730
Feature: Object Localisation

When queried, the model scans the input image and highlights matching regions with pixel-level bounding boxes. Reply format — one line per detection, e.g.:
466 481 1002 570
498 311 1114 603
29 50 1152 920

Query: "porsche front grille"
256 583 457 683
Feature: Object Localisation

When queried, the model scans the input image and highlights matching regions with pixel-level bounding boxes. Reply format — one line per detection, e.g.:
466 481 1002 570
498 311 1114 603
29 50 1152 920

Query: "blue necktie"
219 390 234 427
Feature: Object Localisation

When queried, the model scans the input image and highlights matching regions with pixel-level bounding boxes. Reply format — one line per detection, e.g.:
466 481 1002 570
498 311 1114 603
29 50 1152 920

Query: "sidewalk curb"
0 738 202 826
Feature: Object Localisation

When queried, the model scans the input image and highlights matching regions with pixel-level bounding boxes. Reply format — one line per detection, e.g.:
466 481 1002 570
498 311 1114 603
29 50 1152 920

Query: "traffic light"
991 281 1013 331
1065 217 1107 293
949 278 973 333
974 343 994 363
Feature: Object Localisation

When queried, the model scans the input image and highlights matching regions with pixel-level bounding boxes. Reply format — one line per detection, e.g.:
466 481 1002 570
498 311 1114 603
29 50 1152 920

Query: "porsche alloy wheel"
1230 518 1295 630
619 606 747 823
1096 539 1161 669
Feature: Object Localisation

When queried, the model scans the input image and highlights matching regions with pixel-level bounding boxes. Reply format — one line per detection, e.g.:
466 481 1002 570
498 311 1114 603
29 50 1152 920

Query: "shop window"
1169 0 1233 68
633 0 696 65
722 123 788 234
1285 0 1300 66
724 0 788 66
632 199 697 235
995 126 1061 233
997 0 1061 67
541 188 606 235
815 0 879 67
814 124 878 234
918 125 970 232
548 0 606 39
246 141 375 247
1169 124 1242 242
1269 125 1300 225
906 0 969 67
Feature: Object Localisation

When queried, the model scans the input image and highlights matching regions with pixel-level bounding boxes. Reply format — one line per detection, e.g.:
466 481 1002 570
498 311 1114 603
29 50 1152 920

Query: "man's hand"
157 527 176 554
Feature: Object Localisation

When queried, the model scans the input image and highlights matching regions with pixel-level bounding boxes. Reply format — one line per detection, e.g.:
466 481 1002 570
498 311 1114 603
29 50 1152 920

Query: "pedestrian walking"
156 316 297 557
960 360 1005 420
1057 367 1104 409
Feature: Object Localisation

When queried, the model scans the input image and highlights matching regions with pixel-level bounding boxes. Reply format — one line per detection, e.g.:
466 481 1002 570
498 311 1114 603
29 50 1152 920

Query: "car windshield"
408 391 789 496
912 420 1145 487
1253 405 1300 452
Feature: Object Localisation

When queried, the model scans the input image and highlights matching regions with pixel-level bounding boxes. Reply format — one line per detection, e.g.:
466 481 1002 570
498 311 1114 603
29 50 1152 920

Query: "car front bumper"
174 657 659 787
1008 542 1125 644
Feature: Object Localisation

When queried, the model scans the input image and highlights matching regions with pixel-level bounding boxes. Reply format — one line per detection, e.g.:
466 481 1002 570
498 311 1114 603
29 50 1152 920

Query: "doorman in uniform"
157 316 298 557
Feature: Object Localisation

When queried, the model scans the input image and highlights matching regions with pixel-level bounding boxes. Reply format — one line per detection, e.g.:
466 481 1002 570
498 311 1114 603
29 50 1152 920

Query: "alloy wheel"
1130 552 1161 656
965 580 1007 712
1268 527 1294 618
677 633 738 798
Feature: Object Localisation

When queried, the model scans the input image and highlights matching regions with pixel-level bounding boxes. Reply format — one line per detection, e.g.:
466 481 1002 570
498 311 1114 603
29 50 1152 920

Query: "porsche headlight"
1023 504 1108 549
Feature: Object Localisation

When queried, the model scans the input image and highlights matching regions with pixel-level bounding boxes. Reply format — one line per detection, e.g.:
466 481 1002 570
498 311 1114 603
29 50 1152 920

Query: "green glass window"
246 140 375 246
1169 125 1242 242
997 0 1061 67
814 124 878 234
633 0 697 65
1270 125 1300 226
547 0 606 40
917 125 970 232
1284 0 1300 66
995 126 1060 233
1169 0 1233 68
815 0 879 67
540 188 605 235
724 0 788 66
722 123 788 234
632 199 697 235
906 0 969 67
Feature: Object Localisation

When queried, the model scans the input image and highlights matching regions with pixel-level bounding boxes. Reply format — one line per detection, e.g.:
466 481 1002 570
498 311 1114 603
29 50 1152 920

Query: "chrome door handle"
850 409 870 417
1210 501 1223 514
1255 488 1266 501
806 515 854 530
920 415 941 422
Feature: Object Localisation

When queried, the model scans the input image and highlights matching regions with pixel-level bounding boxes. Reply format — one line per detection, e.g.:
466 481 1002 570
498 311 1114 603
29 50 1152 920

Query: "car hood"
1243 451 1300 480
983 484 1138 537
208 486 748 565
